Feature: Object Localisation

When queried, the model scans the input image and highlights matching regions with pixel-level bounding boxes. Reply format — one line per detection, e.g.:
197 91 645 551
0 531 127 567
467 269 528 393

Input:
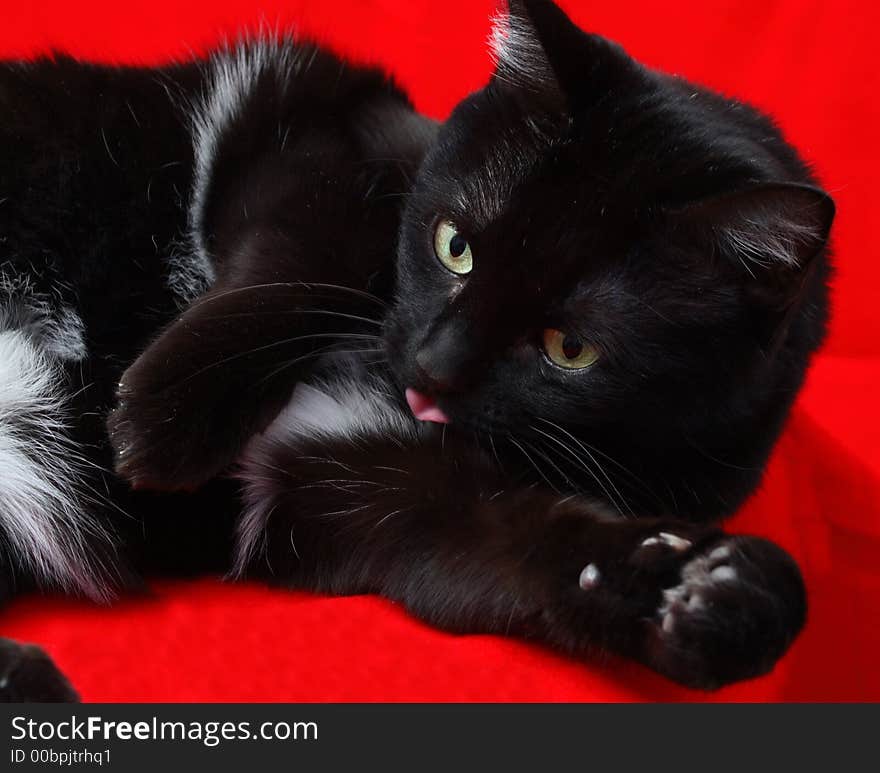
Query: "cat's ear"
489 0 641 110
670 182 834 307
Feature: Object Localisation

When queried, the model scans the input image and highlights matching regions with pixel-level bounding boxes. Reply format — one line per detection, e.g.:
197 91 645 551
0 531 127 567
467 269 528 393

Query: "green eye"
433 220 473 275
542 329 599 370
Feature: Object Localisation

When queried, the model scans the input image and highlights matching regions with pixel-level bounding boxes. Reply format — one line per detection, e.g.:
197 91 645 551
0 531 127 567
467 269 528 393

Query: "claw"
641 532 693 552
579 563 601 590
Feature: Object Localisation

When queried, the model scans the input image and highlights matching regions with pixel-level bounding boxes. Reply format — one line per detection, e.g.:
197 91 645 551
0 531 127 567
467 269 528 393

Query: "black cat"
0 0 832 700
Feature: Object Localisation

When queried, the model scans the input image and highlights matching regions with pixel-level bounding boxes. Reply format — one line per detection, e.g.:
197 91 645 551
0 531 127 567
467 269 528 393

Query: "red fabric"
2 0 878 701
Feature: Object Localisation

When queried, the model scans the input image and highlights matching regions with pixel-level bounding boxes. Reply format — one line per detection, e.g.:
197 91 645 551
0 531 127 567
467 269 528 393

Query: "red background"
1 0 878 701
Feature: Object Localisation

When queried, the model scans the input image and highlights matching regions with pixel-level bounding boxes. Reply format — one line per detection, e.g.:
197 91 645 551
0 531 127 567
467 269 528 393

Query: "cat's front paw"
107 370 226 492
640 534 806 689
0 639 79 703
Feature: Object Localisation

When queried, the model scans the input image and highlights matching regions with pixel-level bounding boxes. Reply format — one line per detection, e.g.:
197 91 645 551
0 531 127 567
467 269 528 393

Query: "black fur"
0 0 831 698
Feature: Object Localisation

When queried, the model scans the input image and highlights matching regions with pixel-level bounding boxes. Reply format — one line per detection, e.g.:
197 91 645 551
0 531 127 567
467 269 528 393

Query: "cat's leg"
107 143 404 492
237 436 806 689
107 279 386 491
0 570 78 702
107 87 421 492
0 638 79 703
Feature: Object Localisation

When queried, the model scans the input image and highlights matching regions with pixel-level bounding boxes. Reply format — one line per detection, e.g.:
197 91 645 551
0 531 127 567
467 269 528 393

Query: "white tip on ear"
488 6 556 91
673 184 833 280
718 205 827 274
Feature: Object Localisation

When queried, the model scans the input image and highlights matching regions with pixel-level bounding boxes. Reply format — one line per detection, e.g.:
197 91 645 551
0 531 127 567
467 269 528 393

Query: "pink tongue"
405 388 450 424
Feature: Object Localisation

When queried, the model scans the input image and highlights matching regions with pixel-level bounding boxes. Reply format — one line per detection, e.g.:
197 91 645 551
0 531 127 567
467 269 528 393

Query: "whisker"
506 435 559 493
537 417 660 513
300 455 359 474
255 342 341 387
175 332 382 385
315 502 375 519
255 344 385 387
193 281 387 309
523 436 579 493
372 506 413 531
529 424 631 517
199 308 383 327
372 465 411 476
288 527 301 561
488 432 503 471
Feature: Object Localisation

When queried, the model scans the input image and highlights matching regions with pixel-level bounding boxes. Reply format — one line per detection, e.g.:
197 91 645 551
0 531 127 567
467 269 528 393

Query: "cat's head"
384 0 833 516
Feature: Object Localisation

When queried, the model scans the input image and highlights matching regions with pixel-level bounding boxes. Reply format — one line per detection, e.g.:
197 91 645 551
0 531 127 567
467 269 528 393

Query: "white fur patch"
0 329 114 600
261 380 414 444
720 214 824 275
40 305 88 362
164 237 215 307
0 274 86 362
233 370 416 576
711 189 830 278
488 5 555 91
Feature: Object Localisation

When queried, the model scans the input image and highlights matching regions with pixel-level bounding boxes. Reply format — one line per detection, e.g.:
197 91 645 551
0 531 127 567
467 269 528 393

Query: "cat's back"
0 38 433 369
0 54 208 374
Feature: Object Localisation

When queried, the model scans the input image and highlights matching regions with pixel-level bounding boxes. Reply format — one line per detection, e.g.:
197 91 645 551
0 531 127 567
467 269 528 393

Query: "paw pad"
658 539 740 635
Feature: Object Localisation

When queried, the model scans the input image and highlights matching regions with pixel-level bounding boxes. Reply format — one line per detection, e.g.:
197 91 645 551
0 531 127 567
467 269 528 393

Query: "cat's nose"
415 317 479 393
414 350 456 394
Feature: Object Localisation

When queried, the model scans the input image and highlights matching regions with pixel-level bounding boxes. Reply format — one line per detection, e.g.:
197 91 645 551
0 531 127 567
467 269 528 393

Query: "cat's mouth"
404 388 451 424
